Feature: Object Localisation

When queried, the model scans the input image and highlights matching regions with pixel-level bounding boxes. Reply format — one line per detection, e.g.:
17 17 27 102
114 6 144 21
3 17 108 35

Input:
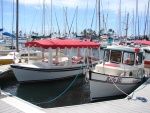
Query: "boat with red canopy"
10 39 100 83
131 40 150 52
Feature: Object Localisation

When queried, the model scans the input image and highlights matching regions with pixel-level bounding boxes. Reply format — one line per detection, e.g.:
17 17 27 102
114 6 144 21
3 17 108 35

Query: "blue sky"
0 0 149 37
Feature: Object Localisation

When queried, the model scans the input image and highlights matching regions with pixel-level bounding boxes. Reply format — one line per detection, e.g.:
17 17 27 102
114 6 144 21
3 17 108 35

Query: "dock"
0 78 150 113
0 91 45 113
44 78 150 113
0 64 13 78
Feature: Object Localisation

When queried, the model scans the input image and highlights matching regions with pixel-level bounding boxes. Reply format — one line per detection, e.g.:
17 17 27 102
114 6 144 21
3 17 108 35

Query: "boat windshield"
123 52 143 65
110 50 122 63
123 52 135 65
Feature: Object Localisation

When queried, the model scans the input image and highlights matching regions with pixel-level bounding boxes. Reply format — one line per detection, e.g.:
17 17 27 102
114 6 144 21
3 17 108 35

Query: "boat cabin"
103 46 144 66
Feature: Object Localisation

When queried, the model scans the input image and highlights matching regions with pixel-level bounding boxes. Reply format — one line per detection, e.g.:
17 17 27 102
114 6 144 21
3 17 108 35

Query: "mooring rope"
109 68 147 102
2 63 84 105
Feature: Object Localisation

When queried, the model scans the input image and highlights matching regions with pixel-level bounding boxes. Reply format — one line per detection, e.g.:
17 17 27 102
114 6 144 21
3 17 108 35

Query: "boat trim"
11 65 86 72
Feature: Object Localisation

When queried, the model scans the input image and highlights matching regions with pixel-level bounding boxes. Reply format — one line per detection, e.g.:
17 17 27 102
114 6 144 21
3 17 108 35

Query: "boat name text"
106 77 122 83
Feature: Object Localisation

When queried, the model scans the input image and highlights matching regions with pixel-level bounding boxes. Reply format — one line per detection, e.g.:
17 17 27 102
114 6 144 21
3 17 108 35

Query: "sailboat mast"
76 6 78 36
43 0 45 36
125 13 129 45
119 0 121 37
1 0 3 39
135 0 138 37
144 0 150 37
12 0 14 47
50 0 52 37
16 0 19 52
98 0 100 36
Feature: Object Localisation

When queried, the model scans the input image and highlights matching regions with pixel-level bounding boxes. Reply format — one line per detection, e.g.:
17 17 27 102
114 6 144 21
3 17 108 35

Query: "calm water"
1 49 150 108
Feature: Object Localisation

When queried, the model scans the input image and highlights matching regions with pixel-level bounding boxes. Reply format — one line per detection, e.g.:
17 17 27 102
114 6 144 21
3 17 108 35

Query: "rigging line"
54 7 60 35
64 7 70 37
68 6 78 37
144 0 150 36
105 2 109 32
101 0 105 31
82 0 89 31
95 0 97 33
90 0 97 29
30 0 41 35
45 3 54 35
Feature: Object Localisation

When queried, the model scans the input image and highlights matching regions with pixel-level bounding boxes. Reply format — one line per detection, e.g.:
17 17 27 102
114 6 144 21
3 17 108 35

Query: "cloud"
6 0 149 13
101 0 149 13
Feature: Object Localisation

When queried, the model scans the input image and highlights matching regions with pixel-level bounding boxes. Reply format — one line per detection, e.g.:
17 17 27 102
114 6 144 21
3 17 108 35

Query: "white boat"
10 39 100 83
131 40 150 52
88 45 145 101
0 50 43 65
99 36 108 49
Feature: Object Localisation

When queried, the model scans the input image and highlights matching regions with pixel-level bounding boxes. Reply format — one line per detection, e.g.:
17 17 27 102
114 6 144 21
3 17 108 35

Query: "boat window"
110 50 122 63
104 50 110 61
123 52 134 65
136 53 142 65
21 54 28 57
21 53 37 57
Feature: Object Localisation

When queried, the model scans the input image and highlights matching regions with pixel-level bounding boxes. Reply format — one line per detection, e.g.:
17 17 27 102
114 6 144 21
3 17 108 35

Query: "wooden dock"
0 64 13 78
0 77 150 113
44 78 150 113
0 91 45 113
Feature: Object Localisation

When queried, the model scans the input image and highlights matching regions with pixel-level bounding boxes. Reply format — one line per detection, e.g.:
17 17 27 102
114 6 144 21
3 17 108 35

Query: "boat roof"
25 39 100 49
104 45 143 53
131 40 150 45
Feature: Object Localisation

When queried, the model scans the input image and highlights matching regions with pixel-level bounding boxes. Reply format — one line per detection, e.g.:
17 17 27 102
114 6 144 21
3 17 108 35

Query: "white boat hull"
89 71 142 101
11 64 85 83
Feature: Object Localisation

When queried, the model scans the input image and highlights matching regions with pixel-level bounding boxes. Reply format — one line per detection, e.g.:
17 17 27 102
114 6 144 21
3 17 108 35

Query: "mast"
125 13 129 45
1 0 3 39
119 0 121 37
50 0 52 37
12 0 14 47
42 0 45 36
16 0 19 52
144 0 150 37
98 0 100 37
135 0 138 37
76 6 78 36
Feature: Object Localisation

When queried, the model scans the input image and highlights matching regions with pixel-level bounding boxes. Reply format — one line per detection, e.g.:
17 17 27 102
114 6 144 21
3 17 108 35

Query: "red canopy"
25 39 100 49
131 40 150 45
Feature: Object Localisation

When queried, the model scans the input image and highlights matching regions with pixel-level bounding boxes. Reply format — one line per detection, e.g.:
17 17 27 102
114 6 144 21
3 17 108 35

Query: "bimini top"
131 40 150 45
25 39 100 49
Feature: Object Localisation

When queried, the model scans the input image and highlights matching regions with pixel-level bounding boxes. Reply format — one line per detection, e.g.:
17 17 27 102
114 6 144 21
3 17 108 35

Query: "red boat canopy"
25 39 100 49
131 40 150 45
